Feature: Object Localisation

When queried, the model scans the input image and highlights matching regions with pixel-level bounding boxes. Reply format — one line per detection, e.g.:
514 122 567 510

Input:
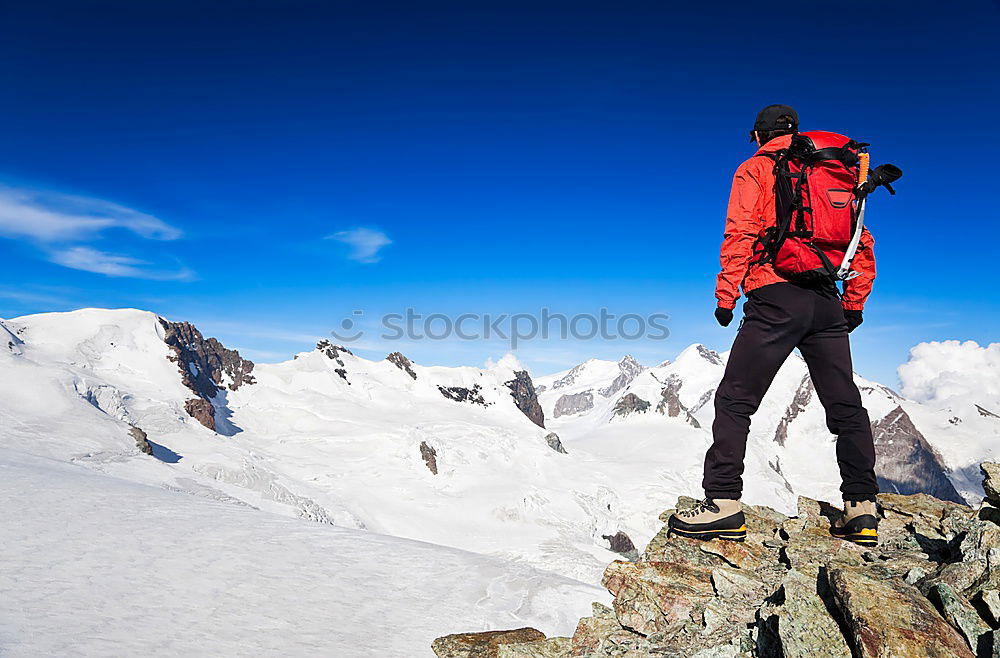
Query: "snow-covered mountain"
2 308 998 655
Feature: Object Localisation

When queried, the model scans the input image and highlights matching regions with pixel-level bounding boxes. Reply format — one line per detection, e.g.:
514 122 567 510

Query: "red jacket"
714 134 876 311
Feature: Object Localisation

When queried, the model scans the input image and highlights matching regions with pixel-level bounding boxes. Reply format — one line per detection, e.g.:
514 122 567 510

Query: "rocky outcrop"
553 391 593 418
438 384 488 406
612 393 650 418
420 441 438 475
505 371 545 428
654 374 701 428
872 406 964 503
318 340 353 384
602 531 639 561
184 398 216 432
432 628 546 657
598 356 645 398
983 462 1000 504
159 318 255 397
434 463 1000 657
774 376 812 446
544 432 567 454
159 318 255 431
697 345 724 366
129 425 153 456
387 351 417 380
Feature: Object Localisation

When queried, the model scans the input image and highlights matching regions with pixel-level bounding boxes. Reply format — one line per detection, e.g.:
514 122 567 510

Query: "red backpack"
750 130 899 282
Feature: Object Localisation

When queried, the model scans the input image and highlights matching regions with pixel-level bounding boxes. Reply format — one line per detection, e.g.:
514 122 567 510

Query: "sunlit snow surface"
0 449 604 657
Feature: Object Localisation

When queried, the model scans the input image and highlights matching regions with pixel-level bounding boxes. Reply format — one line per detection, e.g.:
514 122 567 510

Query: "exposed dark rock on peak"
551 362 587 390
387 352 417 380
655 374 701 428
873 406 964 503
159 318 254 432
774 375 814 446
437 384 488 406
505 370 545 428
553 390 594 418
613 393 650 418
129 425 153 456
599 356 645 398
159 318 256 398
544 432 567 454
602 531 639 561
419 441 438 475
316 340 352 366
696 345 723 366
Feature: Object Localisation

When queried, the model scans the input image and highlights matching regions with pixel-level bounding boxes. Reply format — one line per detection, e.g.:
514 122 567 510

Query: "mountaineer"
668 104 900 545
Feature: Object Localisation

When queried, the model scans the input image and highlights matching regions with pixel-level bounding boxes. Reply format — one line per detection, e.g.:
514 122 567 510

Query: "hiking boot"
667 498 746 541
830 500 879 546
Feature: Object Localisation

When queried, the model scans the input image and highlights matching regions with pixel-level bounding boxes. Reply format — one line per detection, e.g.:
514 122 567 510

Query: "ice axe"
836 156 902 280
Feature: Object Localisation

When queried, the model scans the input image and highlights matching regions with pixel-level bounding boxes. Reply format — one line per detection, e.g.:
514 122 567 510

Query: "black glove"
715 307 734 327
844 310 863 333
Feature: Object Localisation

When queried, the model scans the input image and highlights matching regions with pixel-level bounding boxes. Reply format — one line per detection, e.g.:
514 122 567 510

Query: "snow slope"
0 448 603 657
2 307 998 656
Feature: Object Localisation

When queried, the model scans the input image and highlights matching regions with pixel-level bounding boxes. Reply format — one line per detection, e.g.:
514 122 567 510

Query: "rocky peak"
159 318 256 398
599 355 646 398
434 462 1000 658
696 344 724 366
504 370 545 428
386 351 417 380
873 406 965 503
159 318 255 432
316 340 353 366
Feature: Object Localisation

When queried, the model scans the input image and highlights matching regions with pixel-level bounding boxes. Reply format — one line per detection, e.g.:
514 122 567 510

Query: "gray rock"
983 462 1000 506
128 425 153 455
927 581 991 654
597 356 645 398
496 637 570 658
612 393 650 418
543 432 567 454
759 570 852 658
552 391 593 418
386 351 417 379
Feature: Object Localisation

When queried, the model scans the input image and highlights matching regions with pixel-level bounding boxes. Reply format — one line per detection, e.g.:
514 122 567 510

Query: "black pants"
703 282 878 502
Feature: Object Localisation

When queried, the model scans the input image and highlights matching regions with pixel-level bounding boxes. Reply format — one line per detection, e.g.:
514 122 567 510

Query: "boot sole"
830 528 878 546
669 525 747 542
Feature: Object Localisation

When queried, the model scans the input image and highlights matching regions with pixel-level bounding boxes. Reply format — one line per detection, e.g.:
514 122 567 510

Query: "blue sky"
1 1 998 385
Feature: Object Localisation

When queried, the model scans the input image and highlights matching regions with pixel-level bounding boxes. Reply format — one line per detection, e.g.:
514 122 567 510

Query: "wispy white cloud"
0 184 191 280
48 246 195 281
0 185 181 242
326 227 391 263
